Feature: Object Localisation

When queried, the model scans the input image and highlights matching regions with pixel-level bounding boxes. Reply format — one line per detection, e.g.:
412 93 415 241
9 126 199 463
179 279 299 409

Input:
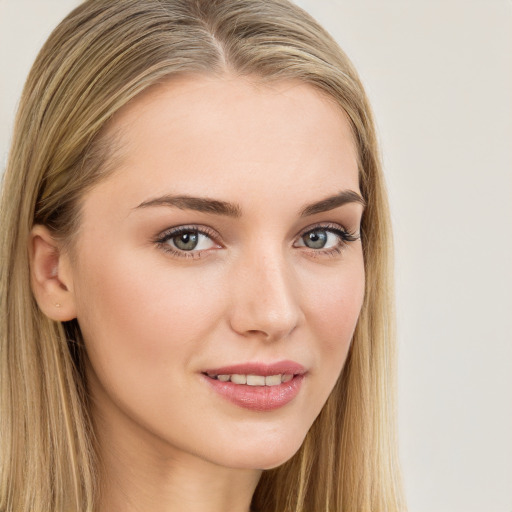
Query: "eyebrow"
299 190 366 216
135 195 242 217
135 190 365 218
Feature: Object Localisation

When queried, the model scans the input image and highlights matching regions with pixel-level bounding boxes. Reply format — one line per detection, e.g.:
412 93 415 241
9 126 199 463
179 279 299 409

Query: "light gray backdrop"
1 1 511 511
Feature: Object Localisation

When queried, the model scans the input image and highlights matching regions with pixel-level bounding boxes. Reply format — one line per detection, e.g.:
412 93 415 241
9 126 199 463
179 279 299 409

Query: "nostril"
227 264 302 340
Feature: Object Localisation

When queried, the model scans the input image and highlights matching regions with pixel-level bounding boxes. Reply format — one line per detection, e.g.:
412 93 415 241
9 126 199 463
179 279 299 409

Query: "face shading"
66 74 365 471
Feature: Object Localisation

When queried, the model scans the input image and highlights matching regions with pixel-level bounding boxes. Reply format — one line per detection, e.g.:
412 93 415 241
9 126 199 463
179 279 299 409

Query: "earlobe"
29 225 77 321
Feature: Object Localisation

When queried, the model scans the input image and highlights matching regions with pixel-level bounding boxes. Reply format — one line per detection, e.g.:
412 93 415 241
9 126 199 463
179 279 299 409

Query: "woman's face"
66 75 365 470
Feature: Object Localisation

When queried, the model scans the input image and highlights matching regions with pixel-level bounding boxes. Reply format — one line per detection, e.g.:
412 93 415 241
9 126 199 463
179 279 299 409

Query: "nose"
228 249 303 342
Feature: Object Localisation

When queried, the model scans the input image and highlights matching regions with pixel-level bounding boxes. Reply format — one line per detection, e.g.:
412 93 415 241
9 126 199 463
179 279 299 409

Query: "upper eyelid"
297 222 359 242
156 224 219 241
300 221 350 233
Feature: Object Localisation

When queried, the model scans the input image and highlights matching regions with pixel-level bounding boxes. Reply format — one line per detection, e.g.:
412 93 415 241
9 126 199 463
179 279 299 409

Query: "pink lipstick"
201 360 306 412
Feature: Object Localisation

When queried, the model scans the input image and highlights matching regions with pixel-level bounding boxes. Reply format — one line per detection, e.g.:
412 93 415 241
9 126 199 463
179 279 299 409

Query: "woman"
0 1 403 511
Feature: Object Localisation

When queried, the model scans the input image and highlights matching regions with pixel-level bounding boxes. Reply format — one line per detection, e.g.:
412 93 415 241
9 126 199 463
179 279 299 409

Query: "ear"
29 224 77 321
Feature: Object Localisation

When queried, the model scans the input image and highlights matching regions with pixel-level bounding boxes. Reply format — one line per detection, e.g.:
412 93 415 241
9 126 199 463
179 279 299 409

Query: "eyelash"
155 225 219 259
300 223 360 258
154 223 360 260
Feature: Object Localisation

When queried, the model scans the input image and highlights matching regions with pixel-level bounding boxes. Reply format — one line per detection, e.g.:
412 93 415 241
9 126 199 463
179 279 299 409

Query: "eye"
156 226 220 257
294 224 360 253
300 228 337 249
171 230 209 251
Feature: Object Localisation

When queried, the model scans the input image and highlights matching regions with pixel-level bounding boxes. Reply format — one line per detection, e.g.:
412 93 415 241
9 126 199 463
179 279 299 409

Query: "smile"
205 373 294 386
201 361 306 411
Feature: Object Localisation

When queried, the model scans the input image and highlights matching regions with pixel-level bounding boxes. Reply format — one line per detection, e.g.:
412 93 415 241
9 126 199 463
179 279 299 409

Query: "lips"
201 360 306 411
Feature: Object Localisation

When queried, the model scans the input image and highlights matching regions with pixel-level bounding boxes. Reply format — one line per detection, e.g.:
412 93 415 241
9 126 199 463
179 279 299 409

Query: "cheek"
307 259 364 337
73 250 230 442
73 249 225 373
301 255 365 374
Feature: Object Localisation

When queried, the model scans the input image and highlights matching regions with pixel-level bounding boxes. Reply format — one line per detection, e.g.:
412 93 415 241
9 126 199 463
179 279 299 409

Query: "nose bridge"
229 242 301 341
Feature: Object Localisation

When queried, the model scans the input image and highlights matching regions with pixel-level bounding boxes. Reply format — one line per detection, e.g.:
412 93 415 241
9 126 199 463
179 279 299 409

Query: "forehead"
89 74 360 214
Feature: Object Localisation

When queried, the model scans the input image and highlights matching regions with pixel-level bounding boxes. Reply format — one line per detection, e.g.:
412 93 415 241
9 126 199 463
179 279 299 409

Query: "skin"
30 74 365 512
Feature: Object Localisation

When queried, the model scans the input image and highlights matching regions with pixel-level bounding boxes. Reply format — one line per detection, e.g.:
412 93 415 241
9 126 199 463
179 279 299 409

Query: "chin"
208 428 308 471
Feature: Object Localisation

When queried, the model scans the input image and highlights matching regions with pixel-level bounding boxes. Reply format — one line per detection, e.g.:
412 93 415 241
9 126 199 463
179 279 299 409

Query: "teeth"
265 374 281 386
231 374 247 385
210 373 295 386
247 375 265 386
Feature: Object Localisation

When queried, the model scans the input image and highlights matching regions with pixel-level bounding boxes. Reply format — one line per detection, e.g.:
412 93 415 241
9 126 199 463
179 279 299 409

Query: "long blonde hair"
0 1 404 510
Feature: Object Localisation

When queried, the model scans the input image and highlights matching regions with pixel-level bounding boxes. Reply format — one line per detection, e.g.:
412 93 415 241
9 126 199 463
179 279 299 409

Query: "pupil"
305 229 327 249
174 231 199 250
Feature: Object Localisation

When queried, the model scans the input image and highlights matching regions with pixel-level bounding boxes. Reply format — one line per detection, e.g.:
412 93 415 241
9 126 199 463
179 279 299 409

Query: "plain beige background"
1 1 511 511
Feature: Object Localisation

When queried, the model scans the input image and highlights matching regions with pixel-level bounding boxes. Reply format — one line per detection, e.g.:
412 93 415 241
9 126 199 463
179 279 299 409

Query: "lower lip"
202 374 305 411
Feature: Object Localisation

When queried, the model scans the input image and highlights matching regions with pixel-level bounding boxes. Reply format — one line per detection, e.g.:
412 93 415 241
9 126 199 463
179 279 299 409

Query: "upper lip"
202 360 306 377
